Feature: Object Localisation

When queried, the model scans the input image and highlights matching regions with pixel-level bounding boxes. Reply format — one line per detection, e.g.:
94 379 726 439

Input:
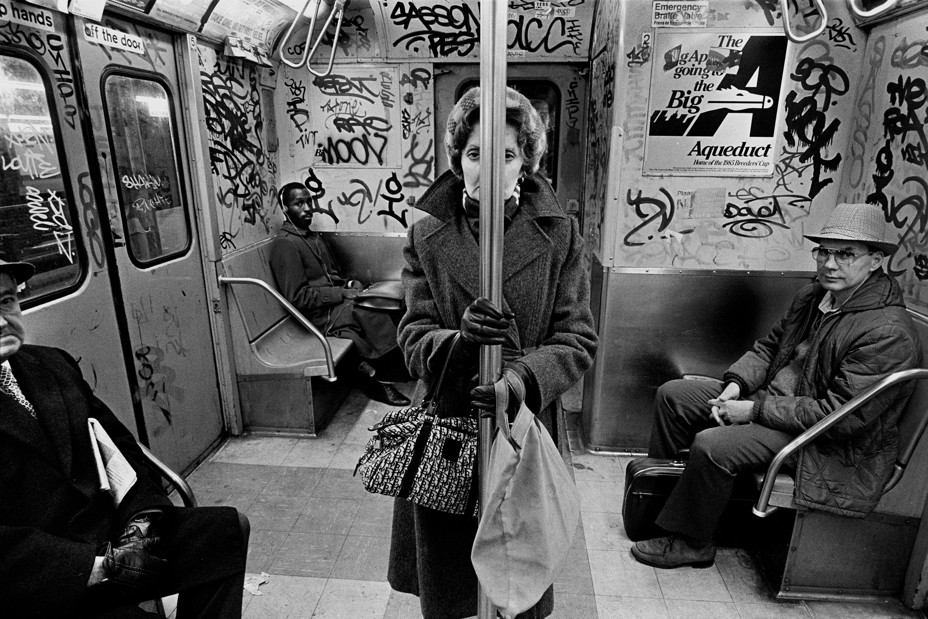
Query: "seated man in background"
0 259 249 618
269 181 410 406
631 203 921 569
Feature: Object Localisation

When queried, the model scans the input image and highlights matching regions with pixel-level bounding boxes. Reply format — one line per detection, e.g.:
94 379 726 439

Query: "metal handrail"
476 1 507 617
138 441 198 507
780 0 827 43
217 275 338 382
278 0 346 76
753 368 928 517
847 0 898 18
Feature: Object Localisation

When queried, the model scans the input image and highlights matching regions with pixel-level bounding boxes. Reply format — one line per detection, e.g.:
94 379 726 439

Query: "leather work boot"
631 535 716 569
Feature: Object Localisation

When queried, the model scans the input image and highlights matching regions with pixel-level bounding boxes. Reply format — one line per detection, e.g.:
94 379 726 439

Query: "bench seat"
750 313 928 604
244 318 354 378
219 240 356 434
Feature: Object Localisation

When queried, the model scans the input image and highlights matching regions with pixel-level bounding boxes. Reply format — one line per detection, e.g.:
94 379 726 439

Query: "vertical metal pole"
477 1 507 618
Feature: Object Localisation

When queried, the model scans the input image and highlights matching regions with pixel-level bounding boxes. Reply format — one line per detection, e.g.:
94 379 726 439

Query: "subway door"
72 16 223 471
1 5 138 433
433 65 588 220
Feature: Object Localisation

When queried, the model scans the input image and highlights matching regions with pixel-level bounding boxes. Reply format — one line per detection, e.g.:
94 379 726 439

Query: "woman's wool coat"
387 170 598 618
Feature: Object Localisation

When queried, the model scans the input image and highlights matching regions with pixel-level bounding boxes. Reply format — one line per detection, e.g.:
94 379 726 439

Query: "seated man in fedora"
269 181 410 406
0 259 250 617
631 203 921 569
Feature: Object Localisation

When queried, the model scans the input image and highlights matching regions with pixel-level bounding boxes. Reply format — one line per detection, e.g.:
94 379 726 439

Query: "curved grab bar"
279 0 324 69
218 275 338 382
753 368 928 517
780 0 827 43
138 441 198 507
847 0 898 18
278 0 346 76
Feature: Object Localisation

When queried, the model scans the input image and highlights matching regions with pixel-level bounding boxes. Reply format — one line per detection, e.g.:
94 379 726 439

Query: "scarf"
462 183 522 237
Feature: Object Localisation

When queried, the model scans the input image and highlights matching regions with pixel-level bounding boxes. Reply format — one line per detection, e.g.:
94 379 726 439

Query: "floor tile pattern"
160 387 925 618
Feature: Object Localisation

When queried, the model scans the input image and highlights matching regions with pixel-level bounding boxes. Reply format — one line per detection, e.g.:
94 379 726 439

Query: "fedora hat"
0 259 35 285
804 203 897 255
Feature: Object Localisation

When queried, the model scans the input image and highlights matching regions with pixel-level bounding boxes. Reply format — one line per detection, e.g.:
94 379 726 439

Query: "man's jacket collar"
279 220 315 237
5 347 75 473
812 270 906 314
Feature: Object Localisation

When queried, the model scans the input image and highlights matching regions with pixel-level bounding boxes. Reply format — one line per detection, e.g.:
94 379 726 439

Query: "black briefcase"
622 456 760 544
622 457 686 542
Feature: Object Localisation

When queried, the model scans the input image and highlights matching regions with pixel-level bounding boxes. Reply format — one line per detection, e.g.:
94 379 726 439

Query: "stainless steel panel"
779 510 918 601
582 268 814 451
322 233 407 283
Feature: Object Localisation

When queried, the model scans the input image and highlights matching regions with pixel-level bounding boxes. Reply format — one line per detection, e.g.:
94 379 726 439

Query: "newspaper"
87 418 138 507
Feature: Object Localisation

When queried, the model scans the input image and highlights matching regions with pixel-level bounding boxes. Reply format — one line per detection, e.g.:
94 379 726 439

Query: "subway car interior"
4 0 928 616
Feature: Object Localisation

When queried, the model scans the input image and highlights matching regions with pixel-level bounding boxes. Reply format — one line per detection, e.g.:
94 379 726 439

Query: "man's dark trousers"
648 379 794 545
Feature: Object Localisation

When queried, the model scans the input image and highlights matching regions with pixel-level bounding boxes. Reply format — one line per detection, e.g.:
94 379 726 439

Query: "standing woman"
388 87 598 618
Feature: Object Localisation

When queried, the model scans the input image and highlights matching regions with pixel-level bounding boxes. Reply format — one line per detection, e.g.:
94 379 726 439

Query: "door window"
103 74 190 266
0 54 83 302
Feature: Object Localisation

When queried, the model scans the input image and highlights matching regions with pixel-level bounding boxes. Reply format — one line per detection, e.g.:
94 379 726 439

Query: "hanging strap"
422 332 462 406
494 372 522 450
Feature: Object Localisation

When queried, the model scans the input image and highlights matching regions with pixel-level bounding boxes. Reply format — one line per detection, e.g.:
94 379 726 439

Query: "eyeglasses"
811 247 872 266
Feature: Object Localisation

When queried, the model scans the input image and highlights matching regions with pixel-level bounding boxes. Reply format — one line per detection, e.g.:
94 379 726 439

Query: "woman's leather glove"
470 362 534 420
460 297 514 346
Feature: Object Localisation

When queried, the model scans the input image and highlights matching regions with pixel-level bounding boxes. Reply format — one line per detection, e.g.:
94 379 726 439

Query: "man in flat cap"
631 203 921 569
0 259 249 617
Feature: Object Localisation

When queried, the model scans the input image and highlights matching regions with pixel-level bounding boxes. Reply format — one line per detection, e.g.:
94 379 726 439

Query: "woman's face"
461 121 525 201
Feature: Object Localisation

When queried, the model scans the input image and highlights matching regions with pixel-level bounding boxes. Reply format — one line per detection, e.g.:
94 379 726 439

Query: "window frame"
100 66 192 270
0 47 88 310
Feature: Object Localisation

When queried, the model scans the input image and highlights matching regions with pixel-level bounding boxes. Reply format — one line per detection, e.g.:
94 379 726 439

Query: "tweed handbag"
354 334 479 516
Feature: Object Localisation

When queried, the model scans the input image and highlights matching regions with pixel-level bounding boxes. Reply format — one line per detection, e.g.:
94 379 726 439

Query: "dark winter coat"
0 345 245 617
723 270 921 517
269 221 398 358
387 171 598 618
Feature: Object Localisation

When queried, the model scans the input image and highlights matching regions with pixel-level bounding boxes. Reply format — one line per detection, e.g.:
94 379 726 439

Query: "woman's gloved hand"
460 297 514 346
470 362 533 420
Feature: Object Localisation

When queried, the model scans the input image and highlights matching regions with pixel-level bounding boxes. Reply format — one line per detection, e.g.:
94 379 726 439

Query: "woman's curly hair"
445 86 547 178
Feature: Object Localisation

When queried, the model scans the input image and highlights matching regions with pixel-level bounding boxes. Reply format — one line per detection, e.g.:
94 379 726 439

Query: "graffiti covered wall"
583 0 623 260
277 62 435 233
198 44 279 253
380 0 595 62
587 0 867 272
839 8 928 314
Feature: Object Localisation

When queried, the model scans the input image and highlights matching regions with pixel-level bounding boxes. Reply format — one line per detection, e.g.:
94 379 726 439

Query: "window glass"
458 80 560 188
0 55 82 301
103 75 189 265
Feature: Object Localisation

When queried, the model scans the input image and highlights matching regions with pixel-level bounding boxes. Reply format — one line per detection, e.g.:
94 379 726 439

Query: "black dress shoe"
366 380 411 406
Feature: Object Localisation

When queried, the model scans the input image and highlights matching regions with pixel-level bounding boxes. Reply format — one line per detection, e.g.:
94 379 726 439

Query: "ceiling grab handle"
847 0 898 18
306 0 347 78
279 0 325 69
780 0 827 43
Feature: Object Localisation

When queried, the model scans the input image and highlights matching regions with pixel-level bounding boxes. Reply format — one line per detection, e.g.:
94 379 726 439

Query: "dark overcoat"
387 171 598 618
0 345 245 617
269 221 398 358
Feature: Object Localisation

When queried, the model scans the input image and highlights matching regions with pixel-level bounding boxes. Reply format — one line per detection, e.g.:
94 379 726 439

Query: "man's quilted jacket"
723 270 921 517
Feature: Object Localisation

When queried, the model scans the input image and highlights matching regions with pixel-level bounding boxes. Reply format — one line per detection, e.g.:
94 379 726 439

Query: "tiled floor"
162 386 926 618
